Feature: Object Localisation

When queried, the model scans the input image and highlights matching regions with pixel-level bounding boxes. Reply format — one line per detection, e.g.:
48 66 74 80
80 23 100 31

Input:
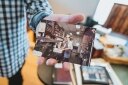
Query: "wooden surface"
104 3 128 35
37 63 54 85
103 54 128 65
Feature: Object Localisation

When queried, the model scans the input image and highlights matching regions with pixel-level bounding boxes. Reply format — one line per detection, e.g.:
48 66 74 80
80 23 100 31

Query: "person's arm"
25 0 85 70
25 0 53 32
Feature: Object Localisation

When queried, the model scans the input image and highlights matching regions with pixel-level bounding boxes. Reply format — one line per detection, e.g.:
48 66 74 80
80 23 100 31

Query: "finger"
46 58 58 66
63 62 70 71
37 57 45 65
44 13 85 24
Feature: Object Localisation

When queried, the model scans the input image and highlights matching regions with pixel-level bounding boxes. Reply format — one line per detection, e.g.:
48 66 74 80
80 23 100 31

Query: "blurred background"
0 0 128 85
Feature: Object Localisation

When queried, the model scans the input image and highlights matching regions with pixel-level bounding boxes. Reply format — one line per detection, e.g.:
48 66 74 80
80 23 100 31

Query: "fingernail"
46 60 50 65
37 60 42 65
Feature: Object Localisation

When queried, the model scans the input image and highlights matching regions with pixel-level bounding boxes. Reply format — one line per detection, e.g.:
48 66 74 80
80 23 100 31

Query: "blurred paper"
93 25 112 35
105 35 127 46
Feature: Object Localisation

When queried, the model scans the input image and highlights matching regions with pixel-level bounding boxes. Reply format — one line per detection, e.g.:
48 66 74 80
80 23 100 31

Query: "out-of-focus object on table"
93 38 104 58
93 25 112 35
99 33 128 65
71 58 123 85
37 59 123 85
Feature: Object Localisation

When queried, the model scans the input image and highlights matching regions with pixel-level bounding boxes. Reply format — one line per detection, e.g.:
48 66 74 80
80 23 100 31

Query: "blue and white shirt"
0 0 53 77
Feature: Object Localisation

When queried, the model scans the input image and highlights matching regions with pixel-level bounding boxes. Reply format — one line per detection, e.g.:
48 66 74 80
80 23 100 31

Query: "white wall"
93 0 128 25
49 0 100 17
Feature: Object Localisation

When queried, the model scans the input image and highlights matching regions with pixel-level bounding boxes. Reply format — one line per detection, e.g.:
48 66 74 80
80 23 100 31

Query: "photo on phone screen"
33 20 96 66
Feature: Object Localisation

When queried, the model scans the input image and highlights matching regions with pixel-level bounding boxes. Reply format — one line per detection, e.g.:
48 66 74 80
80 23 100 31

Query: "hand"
38 13 85 70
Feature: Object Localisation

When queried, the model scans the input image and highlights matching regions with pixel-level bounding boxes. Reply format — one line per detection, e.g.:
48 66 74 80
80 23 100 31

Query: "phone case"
33 20 96 66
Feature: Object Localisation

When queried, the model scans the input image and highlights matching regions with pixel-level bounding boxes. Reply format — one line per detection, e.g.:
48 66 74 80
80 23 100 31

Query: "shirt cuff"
30 12 49 30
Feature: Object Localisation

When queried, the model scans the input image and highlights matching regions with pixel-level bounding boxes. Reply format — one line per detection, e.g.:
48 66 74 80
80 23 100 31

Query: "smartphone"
33 20 96 66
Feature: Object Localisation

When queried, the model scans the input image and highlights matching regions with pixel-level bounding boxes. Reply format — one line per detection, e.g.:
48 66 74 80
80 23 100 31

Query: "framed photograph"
81 66 113 85
34 20 96 66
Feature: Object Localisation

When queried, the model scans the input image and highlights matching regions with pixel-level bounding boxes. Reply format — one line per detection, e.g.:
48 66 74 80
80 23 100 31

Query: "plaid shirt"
0 0 52 77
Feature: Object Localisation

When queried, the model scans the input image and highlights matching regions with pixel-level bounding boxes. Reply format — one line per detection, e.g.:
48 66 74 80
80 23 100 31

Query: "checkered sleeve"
25 0 53 32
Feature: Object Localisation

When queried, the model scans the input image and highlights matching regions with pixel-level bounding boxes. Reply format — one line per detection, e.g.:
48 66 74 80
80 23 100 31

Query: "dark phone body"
34 20 96 66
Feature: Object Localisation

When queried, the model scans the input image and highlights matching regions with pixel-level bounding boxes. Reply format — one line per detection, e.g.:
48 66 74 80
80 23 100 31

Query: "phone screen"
34 20 96 66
